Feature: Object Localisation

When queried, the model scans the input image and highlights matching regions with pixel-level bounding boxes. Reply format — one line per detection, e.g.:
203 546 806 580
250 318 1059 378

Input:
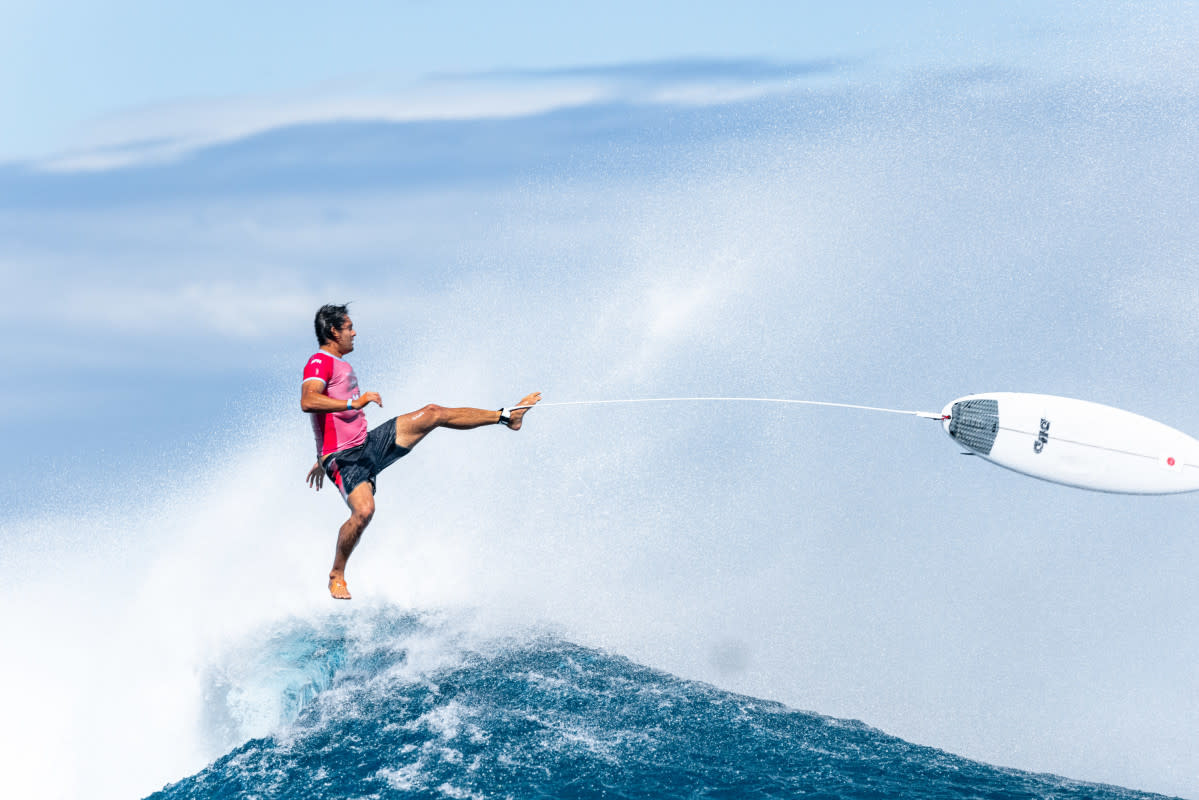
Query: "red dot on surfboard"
1168 457 1176 466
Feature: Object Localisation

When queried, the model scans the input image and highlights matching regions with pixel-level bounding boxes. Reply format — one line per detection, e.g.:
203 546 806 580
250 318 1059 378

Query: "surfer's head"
315 303 354 353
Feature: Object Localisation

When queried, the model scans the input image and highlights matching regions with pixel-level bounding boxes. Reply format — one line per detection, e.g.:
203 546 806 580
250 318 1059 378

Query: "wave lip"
148 610 1181 800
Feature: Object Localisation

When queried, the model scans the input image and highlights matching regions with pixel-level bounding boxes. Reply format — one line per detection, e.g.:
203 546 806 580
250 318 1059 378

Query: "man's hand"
354 392 383 409
307 462 324 490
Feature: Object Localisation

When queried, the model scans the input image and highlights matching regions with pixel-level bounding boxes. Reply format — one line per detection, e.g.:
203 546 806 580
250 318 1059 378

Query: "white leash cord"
509 397 946 420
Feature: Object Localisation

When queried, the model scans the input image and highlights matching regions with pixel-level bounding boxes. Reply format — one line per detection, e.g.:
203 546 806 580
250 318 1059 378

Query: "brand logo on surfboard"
1033 418 1051 453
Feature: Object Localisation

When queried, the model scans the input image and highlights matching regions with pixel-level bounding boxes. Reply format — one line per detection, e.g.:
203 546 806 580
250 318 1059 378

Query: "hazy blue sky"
4 3 1199 800
0 1 1110 161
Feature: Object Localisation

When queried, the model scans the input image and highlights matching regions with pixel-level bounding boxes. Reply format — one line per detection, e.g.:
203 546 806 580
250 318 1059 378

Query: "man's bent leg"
393 392 541 450
329 482 375 600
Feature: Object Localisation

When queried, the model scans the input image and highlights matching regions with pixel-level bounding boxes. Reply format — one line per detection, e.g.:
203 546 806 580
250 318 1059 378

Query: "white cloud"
38 83 613 173
54 281 326 339
35 74 807 174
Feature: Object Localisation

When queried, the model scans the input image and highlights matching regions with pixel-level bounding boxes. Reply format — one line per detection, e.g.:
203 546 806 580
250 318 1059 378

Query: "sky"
0 0 1073 162
4 2 1199 799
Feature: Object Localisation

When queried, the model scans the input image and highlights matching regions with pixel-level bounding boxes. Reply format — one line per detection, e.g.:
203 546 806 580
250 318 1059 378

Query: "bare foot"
506 392 541 430
329 573 352 600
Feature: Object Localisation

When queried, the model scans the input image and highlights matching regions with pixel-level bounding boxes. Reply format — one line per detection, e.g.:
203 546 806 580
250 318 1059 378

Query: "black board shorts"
324 417 411 503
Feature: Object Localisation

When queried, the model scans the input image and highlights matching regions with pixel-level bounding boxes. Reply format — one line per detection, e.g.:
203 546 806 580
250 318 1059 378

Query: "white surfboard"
941 392 1199 494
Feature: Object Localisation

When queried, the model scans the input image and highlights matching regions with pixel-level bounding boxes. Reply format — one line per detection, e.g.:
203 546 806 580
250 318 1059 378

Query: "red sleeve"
303 353 333 385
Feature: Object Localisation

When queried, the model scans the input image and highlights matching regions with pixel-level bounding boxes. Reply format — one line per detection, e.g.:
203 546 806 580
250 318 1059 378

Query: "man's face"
332 318 356 353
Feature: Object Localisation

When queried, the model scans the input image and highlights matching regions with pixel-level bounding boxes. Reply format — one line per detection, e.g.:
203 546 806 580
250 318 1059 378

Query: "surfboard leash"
509 396 949 420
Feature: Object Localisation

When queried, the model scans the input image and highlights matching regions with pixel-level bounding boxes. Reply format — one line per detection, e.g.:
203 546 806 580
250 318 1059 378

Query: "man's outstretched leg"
329 482 375 600
327 391 539 600
393 392 541 449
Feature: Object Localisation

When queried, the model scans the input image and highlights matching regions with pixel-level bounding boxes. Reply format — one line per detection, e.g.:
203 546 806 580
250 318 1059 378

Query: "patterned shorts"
324 417 410 503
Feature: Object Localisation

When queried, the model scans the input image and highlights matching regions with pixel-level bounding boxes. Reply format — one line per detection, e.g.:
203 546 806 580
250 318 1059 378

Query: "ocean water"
146 608 1179 800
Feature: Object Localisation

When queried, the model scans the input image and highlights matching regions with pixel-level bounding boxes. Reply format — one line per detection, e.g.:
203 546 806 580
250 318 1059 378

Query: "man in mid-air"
302 304 540 599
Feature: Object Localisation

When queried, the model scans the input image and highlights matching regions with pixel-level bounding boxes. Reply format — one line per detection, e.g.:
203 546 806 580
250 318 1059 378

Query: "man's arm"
300 380 383 412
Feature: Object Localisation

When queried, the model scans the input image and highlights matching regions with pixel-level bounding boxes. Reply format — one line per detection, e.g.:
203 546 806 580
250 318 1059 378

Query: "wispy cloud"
436 57 851 83
39 84 610 173
54 281 322 338
35 59 836 174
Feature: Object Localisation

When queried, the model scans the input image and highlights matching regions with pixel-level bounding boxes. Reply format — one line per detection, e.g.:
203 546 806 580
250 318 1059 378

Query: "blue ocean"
142 608 1179 800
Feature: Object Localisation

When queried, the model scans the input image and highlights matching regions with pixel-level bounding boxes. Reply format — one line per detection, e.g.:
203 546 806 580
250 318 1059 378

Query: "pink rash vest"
303 351 367 458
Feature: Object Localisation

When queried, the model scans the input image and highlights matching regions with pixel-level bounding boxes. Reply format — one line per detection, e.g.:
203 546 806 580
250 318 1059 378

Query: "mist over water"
4 66 1199 799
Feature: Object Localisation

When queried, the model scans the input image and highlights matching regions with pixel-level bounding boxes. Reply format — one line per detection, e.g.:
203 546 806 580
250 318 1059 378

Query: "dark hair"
314 303 351 345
